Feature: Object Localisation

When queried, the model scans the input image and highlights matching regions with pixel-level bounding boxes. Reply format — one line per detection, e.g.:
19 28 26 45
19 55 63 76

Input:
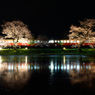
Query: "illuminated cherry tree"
2 20 33 49
69 19 95 49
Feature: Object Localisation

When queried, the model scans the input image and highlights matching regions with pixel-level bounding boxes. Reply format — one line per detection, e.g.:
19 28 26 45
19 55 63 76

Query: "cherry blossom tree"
2 20 33 49
69 19 95 49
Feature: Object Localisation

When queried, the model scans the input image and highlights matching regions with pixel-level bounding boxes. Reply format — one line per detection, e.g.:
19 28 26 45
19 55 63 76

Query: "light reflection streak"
0 56 32 90
63 56 65 65
67 64 69 70
0 61 95 72
0 55 95 90
0 56 2 68
25 56 27 65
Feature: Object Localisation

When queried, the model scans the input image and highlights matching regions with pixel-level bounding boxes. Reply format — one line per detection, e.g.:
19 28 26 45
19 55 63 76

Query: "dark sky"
0 0 95 39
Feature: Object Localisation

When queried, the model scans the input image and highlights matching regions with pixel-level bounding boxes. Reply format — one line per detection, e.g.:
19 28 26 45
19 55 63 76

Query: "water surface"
0 55 95 95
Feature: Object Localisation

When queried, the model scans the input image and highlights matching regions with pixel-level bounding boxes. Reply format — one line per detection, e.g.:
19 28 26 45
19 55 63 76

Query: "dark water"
0 55 95 95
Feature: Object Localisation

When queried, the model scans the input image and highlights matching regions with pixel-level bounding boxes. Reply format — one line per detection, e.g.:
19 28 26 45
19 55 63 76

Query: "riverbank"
0 48 95 55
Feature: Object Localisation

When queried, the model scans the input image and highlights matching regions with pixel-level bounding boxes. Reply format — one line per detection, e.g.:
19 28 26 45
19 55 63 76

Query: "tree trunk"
78 41 84 52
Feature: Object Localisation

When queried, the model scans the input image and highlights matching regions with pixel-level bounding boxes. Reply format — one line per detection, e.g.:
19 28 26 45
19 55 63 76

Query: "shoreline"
0 48 95 56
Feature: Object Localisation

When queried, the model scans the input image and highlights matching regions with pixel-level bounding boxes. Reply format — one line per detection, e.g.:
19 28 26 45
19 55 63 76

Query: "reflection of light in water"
0 56 2 68
71 65 73 69
55 62 57 70
50 61 54 70
77 65 80 70
31 67 33 69
25 56 27 65
55 66 57 70
22 65 24 68
63 56 65 65
37 66 40 69
49 60 54 74
18 64 20 68
86 65 88 69
28 65 30 69
61 66 63 69
58 65 60 69
74 65 76 68
64 65 66 70
67 64 69 70
89 65 91 69
8 65 11 70
34 66 36 69
0 63 31 90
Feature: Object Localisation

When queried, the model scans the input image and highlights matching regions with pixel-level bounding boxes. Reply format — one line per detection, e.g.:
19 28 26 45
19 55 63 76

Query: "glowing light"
49 40 54 43
70 40 73 43
77 40 79 43
61 40 63 43
55 66 57 70
0 56 2 63
74 65 76 68
61 66 63 69
22 65 24 68
58 66 60 69
49 60 54 74
28 65 30 69
0 56 2 68
12 65 13 70
67 64 69 69
51 63 54 70
63 47 66 50
34 66 36 69
63 56 65 65
77 65 80 70
64 65 66 69
25 56 27 65
67 40 69 43
31 67 33 69
71 65 73 69
8 65 11 70
64 40 66 43
55 40 57 43
25 47 28 49
0 47 2 50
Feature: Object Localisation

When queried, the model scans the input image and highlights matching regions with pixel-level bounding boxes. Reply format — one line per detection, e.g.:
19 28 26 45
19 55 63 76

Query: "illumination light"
25 47 28 49
77 40 79 43
67 64 69 69
0 47 2 50
64 65 66 69
67 40 69 43
49 40 54 43
63 47 66 50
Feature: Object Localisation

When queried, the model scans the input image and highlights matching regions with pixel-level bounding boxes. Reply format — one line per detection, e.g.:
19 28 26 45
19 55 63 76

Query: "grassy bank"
0 48 95 55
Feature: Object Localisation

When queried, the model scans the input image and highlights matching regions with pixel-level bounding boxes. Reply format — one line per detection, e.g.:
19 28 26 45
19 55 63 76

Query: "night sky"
0 0 95 39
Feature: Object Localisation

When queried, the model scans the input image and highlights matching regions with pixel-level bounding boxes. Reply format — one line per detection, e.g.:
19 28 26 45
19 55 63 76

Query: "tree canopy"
2 20 33 49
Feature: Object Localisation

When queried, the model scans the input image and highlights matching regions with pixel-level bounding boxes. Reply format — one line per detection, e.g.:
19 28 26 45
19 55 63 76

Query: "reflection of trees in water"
0 57 32 90
2 68 31 90
69 67 95 91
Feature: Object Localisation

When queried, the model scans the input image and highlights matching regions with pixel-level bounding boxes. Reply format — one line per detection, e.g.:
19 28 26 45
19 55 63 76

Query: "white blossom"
68 19 95 48
2 20 33 49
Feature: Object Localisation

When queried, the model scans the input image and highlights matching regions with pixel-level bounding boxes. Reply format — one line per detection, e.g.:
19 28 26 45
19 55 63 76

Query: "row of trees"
0 19 95 49
69 19 95 49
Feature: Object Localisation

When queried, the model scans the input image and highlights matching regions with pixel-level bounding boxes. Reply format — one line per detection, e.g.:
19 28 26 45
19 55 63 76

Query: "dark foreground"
0 55 95 95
